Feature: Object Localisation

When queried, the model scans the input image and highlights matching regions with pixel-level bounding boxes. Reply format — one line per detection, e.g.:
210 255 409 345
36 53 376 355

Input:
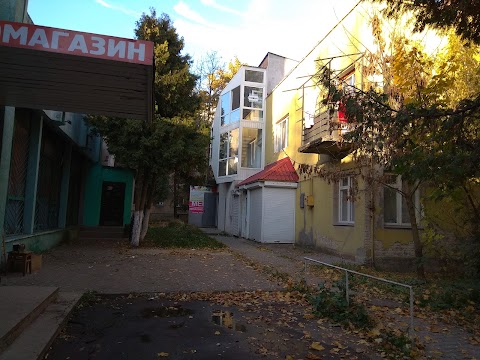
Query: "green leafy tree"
161 117 210 218
135 9 200 118
88 9 208 246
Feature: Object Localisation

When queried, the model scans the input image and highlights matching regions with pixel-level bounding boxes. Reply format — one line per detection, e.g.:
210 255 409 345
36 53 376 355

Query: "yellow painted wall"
262 2 446 265
295 172 369 261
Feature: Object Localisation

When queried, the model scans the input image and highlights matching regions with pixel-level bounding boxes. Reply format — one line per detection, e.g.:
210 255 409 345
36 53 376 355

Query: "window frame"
245 69 264 83
218 129 238 177
241 128 262 169
274 116 288 153
383 175 421 227
342 72 355 93
248 139 256 167
244 86 264 110
338 176 355 225
220 92 231 126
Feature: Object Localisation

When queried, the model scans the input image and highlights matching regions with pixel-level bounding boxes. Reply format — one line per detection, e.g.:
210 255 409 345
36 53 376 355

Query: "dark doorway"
100 181 125 226
202 192 218 227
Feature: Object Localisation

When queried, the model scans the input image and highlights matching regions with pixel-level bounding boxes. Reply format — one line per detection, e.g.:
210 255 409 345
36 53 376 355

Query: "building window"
384 175 420 226
338 176 354 224
342 72 355 93
245 70 264 83
220 92 231 126
218 128 239 176
242 85 264 121
241 128 262 168
249 140 256 166
243 109 263 121
244 87 263 109
274 116 288 153
5 111 31 235
35 127 63 231
221 86 241 126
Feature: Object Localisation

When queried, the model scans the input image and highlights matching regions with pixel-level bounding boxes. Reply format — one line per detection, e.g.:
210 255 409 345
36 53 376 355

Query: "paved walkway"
1 238 280 293
2 230 479 359
210 232 354 282
207 230 480 360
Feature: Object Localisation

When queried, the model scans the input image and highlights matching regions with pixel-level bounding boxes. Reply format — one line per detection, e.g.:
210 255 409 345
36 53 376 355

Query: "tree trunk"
131 169 150 247
405 183 425 279
463 185 480 234
140 179 155 242
140 205 152 242
173 170 178 219
131 210 144 247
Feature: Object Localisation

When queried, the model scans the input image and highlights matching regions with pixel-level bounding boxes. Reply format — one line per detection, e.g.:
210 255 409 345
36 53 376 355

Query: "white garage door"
263 188 295 243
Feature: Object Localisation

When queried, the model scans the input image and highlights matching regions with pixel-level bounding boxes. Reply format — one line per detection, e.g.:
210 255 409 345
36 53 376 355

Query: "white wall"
261 53 299 95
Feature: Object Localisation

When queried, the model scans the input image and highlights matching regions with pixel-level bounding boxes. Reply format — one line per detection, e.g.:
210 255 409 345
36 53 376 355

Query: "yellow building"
210 1 453 271
264 2 433 270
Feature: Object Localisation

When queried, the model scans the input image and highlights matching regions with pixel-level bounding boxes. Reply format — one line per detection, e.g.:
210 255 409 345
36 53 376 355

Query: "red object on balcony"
338 102 347 123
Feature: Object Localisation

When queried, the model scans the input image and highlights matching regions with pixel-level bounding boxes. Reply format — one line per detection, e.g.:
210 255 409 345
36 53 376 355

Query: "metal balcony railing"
300 110 355 158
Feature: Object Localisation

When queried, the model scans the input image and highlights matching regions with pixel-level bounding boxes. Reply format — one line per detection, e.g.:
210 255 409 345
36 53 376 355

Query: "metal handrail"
304 257 414 337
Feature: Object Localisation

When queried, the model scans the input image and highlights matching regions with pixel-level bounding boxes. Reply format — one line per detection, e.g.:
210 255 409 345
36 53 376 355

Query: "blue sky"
28 0 357 66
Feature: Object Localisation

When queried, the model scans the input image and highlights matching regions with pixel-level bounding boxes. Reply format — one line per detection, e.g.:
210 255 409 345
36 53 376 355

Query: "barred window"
35 126 64 231
5 110 30 235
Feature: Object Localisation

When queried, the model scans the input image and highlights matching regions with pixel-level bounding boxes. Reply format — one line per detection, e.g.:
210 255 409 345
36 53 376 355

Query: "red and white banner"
189 186 211 214
0 20 154 65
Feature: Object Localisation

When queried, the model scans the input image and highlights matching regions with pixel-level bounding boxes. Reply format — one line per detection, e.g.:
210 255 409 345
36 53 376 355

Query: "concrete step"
79 226 124 232
0 292 82 360
79 226 127 239
0 286 58 353
79 233 127 240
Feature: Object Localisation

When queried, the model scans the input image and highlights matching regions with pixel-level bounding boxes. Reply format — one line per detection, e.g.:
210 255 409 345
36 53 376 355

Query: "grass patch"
417 280 480 311
143 221 225 249
309 279 373 329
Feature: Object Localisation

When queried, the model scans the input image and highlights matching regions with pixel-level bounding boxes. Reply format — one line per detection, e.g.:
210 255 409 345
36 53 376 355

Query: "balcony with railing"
298 110 354 159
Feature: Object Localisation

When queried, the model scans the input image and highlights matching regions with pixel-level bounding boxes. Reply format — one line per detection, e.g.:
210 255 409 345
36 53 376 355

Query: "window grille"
4 112 30 235
34 127 63 231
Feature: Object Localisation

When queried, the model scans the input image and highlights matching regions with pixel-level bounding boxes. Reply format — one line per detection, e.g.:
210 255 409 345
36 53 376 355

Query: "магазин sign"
0 20 153 65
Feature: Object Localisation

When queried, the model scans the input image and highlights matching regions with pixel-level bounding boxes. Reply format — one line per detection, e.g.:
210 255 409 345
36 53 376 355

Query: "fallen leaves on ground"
310 342 325 351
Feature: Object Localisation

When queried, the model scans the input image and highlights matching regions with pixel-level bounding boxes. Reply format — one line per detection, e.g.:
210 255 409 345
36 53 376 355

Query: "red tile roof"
237 157 299 186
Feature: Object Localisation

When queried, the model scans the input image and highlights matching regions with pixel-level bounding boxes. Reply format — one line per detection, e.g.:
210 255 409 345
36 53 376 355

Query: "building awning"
0 20 154 122
237 157 299 187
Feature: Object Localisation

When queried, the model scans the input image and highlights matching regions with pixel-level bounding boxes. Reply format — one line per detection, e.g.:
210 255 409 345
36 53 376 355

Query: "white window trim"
338 176 355 224
248 139 256 167
218 130 238 177
383 175 421 227
341 72 355 94
274 116 288 153
220 92 231 127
